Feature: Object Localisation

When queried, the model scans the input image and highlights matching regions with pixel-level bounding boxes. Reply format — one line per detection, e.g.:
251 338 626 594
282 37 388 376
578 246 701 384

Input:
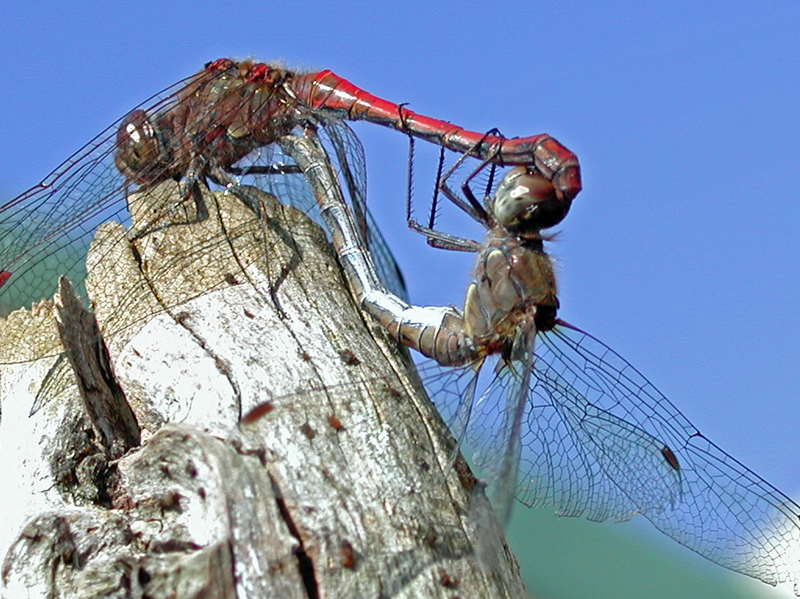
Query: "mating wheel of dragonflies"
0 58 580 318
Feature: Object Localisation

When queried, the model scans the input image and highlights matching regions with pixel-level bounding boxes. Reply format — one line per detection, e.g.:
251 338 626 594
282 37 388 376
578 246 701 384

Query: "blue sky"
2 1 800 596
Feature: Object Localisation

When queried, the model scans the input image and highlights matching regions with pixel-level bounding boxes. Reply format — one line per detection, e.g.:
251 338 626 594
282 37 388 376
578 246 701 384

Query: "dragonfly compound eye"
492 167 556 228
115 109 169 183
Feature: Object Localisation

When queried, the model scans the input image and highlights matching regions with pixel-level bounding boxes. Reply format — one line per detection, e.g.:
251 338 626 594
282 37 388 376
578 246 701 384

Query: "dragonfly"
278 131 800 594
0 57 580 321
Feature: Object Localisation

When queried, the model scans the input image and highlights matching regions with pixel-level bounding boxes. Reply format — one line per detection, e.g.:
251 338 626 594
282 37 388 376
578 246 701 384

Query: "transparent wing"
532 321 800 586
0 72 202 315
417 322 800 588
0 68 408 434
318 121 408 302
480 327 537 527
199 120 408 303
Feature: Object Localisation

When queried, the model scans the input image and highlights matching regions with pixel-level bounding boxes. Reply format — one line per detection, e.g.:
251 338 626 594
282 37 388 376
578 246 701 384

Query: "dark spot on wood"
243 308 254 318
328 415 344 431
159 491 183 513
338 349 360 365
150 539 202 553
339 539 356 569
320 470 337 487
437 568 459 588
185 460 197 477
300 423 317 439
242 401 274 424
175 311 190 325
224 273 240 285
454 454 477 493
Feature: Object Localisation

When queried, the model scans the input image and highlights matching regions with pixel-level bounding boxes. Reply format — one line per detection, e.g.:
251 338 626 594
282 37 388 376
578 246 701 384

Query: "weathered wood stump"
0 178 529 598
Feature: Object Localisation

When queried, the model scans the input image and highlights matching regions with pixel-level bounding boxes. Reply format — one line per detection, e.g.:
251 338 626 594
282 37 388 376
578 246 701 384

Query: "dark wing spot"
662 445 680 471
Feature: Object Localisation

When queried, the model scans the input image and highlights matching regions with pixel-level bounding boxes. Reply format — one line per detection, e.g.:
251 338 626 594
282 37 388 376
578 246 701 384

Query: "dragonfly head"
115 109 173 184
491 167 571 232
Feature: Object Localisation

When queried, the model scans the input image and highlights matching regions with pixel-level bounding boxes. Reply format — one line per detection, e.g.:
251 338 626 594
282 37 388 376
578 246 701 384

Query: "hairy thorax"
465 229 558 354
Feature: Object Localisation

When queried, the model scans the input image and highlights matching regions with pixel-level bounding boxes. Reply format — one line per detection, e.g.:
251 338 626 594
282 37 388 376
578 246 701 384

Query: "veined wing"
0 82 406 322
417 321 800 589
0 71 206 315
245 121 408 302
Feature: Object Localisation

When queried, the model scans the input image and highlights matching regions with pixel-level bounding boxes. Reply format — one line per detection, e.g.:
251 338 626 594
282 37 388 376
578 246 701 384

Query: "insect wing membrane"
0 70 213 315
534 323 800 586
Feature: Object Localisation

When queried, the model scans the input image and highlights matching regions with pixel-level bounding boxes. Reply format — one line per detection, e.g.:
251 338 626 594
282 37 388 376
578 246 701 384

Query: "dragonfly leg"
405 139 482 251
438 132 508 225
436 133 499 225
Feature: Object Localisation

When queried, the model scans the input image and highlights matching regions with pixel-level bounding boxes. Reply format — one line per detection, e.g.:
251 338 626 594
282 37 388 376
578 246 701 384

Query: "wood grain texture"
0 178 529 598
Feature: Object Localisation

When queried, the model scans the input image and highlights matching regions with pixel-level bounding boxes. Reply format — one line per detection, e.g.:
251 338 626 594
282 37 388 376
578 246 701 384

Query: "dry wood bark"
0 177 530 598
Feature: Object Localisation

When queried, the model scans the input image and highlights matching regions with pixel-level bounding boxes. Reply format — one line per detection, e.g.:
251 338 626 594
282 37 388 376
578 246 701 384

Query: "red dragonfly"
0 58 580 316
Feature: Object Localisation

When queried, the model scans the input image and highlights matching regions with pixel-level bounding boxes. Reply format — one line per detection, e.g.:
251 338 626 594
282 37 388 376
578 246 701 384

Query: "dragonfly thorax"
464 231 559 346
115 59 305 188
